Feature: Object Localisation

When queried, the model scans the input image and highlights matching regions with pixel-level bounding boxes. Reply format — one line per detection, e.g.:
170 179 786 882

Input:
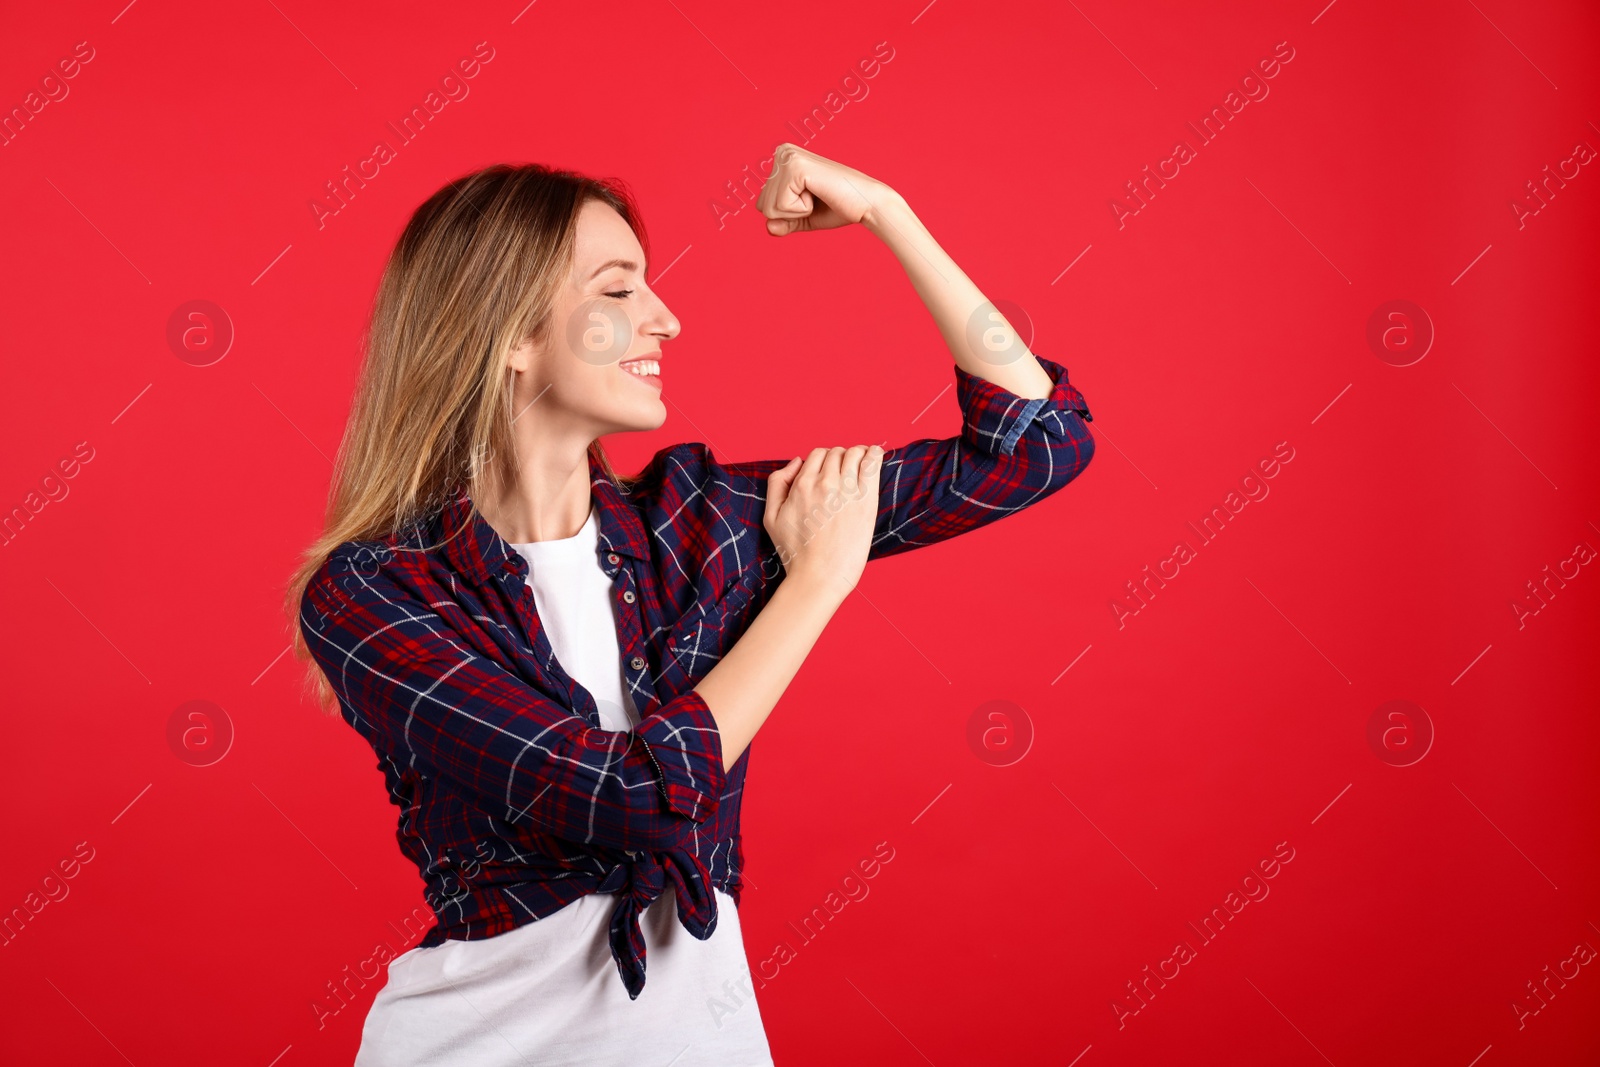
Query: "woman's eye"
604 289 634 299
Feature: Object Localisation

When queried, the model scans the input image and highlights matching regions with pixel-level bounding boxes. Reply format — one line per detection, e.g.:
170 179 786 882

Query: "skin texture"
477 145 1058 770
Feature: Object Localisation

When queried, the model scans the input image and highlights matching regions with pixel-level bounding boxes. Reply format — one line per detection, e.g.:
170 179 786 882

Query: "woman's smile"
619 354 663 390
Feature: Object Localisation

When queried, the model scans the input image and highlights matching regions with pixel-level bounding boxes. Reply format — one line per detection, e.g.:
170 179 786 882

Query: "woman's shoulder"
303 522 447 618
632 441 788 500
621 442 775 584
621 442 775 535
301 538 394 613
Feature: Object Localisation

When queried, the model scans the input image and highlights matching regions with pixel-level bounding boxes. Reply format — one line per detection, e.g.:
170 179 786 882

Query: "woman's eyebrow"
587 258 640 280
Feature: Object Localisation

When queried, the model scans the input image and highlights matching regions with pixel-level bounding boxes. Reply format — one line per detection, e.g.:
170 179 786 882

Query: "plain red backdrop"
2 0 1597 1063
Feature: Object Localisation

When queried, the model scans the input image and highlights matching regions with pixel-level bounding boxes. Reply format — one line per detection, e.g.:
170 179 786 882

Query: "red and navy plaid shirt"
300 354 1094 999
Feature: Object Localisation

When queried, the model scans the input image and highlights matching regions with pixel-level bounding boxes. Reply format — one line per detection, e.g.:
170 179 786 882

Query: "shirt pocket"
661 570 761 680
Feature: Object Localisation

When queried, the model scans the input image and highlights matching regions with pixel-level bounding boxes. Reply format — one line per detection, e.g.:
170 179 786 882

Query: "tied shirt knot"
597 845 719 999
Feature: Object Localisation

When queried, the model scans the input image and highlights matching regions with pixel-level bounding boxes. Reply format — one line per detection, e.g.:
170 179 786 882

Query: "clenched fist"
756 144 902 237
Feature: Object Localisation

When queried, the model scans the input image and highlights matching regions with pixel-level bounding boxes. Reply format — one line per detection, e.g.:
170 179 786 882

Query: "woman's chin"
613 399 667 434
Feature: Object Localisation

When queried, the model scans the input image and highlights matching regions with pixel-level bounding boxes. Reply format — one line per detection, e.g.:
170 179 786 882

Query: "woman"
287 143 1095 1065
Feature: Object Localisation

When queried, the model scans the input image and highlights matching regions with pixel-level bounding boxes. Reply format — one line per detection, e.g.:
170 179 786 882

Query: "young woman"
287 144 1095 1065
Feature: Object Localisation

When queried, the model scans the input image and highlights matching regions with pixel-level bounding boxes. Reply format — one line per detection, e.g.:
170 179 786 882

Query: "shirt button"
630 656 646 671
622 590 635 604
606 553 620 565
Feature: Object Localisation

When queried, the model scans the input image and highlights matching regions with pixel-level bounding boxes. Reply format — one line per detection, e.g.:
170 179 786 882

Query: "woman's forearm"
864 193 1054 401
693 577 845 772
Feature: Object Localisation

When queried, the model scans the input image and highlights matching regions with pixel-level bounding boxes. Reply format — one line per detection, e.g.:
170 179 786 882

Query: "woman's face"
509 199 679 441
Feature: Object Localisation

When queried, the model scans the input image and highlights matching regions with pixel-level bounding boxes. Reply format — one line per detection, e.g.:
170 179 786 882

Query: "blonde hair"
284 163 648 712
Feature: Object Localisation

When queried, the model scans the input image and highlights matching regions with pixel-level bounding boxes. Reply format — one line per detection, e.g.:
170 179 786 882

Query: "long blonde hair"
284 163 648 712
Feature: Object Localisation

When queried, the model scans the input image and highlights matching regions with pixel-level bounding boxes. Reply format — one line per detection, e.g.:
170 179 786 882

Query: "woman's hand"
756 144 902 237
699 445 882 769
764 445 883 602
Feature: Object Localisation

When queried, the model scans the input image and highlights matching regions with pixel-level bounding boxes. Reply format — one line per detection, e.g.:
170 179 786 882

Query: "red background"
3 1 1598 1063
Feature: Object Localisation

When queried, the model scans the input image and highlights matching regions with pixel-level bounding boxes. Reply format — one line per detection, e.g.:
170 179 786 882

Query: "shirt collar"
429 449 651 585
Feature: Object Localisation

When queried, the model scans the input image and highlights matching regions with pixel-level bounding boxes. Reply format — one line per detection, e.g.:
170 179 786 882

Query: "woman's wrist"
861 185 915 241
774 570 852 615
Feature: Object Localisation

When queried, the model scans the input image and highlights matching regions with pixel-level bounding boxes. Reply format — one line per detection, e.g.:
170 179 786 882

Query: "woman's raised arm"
738 145 1097 563
756 142 1054 399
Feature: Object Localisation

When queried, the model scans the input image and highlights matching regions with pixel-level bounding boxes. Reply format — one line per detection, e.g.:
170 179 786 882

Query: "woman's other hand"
763 445 883 601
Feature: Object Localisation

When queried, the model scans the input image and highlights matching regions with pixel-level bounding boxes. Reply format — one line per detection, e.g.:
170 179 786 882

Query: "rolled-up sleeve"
633 689 723 822
301 548 725 851
867 353 1095 560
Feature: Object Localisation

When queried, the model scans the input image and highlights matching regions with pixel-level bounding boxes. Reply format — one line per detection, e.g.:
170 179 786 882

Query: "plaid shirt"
300 354 1094 999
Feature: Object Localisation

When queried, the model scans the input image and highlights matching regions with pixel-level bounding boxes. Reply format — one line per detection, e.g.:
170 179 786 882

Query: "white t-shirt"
518 502 640 732
354 503 773 1066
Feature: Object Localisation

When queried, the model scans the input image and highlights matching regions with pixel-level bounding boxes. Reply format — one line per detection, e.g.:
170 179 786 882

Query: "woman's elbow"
1056 427 1096 488
1025 422 1095 495
612 802 714 852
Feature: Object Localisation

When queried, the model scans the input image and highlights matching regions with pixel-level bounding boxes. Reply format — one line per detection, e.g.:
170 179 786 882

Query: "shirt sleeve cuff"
956 354 1093 458
634 688 726 823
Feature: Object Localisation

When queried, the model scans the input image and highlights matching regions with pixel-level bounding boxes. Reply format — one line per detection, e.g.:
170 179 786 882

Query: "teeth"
622 359 660 377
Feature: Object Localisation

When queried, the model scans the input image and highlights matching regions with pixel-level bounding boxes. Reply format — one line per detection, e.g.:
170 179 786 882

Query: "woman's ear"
506 335 538 374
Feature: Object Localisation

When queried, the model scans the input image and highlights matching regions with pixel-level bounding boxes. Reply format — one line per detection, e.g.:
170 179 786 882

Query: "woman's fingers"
757 146 829 237
762 443 886 595
757 145 807 218
768 455 802 490
755 143 895 236
764 457 802 524
798 446 828 485
819 446 846 491
863 444 884 492
840 444 868 496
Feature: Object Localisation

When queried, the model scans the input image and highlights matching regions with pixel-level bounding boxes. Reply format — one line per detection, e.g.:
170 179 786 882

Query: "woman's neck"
473 437 594 545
